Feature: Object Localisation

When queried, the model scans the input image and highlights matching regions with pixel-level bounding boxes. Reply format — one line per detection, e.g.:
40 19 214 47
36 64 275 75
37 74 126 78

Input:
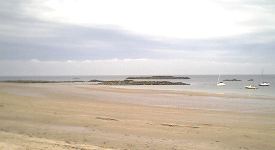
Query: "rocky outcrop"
126 76 190 80
89 80 103 82
99 80 190 85
223 79 242 81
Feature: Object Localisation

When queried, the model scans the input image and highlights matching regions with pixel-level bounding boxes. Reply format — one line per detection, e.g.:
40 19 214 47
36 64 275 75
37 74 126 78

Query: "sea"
0 75 274 98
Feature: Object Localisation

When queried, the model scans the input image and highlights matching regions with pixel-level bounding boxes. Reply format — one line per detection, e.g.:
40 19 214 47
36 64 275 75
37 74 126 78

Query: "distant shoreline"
0 80 87 83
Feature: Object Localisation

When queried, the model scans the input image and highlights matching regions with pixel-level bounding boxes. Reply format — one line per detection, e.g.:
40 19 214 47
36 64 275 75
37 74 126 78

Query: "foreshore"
0 83 275 150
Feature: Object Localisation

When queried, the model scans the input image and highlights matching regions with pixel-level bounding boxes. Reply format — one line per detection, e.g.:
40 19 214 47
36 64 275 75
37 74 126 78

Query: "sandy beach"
0 83 275 150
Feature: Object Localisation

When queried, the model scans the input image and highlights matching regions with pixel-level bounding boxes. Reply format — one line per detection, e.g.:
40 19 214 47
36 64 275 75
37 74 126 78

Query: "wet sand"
0 83 275 150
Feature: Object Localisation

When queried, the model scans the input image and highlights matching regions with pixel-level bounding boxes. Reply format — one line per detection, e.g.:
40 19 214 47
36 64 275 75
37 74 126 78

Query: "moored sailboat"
217 74 226 86
245 85 257 89
259 70 270 86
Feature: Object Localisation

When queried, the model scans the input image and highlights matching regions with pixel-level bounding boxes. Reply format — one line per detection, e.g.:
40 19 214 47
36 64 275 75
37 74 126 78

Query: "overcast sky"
0 0 275 75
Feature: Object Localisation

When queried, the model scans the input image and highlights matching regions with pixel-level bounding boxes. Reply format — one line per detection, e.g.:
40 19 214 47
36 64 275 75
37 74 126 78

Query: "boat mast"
261 69 264 82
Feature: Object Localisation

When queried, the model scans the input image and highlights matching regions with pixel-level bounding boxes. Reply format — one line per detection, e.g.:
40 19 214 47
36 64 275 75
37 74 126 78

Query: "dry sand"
0 83 275 150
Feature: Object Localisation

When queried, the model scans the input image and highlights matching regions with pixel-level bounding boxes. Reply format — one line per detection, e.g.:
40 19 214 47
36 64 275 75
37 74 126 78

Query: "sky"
0 0 275 75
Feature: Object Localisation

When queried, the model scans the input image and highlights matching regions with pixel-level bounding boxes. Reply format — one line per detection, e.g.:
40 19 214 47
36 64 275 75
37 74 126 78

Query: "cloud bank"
0 0 275 75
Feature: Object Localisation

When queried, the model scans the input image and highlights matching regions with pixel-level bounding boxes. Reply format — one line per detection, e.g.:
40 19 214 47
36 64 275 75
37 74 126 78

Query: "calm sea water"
0 75 274 98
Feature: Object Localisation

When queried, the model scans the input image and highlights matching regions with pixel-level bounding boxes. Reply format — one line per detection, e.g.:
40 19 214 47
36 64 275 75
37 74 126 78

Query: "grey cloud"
217 0 275 10
0 0 275 64
0 22 168 60
216 0 275 29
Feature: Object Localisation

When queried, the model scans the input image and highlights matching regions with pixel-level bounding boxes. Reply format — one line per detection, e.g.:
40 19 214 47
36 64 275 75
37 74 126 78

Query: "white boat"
245 85 257 89
259 70 270 86
217 74 226 86
259 82 270 86
217 82 226 86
